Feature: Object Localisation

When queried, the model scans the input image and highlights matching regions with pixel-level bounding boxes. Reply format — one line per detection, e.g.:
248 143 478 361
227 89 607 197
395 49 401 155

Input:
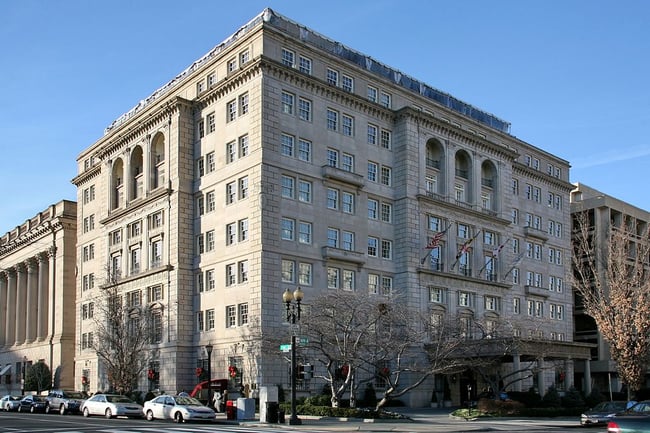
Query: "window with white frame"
327 228 339 248
342 269 355 290
282 259 295 282
368 273 379 294
282 91 294 115
380 202 392 223
458 291 472 307
298 221 311 244
327 188 339 210
342 114 354 136
281 175 295 199
327 109 338 131
342 231 354 251
299 55 312 74
298 180 311 202
281 218 295 241
367 162 378 182
281 48 295 67
298 98 312 121
226 264 236 286
298 262 312 285
326 68 338 86
342 192 354 214
368 199 378 219
429 287 445 303
341 153 354 172
381 239 392 259
367 124 377 145
380 129 391 149
298 139 311 161
281 134 294 157
327 267 340 289
367 85 378 102
341 74 353 92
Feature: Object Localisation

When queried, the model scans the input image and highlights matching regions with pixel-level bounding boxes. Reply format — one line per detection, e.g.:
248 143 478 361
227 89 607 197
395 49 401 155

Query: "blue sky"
1 0 649 235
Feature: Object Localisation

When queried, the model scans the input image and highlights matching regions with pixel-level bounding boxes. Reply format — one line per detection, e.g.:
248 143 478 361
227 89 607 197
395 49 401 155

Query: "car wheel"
30 406 36 413
83 407 90 417
146 410 154 421
45 404 51 414
59 404 66 415
105 408 113 419
17 405 22 413
174 411 184 423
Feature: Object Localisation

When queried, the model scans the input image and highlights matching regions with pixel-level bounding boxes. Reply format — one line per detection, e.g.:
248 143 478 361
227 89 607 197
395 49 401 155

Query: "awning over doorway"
0 364 12 375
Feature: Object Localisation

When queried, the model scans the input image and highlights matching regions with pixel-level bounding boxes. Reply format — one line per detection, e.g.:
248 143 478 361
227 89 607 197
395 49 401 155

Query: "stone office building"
0 200 77 394
72 8 591 405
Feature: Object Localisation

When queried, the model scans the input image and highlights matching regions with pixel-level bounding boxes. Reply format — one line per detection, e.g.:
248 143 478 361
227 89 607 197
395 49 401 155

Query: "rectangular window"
206 152 215 173
380 129 391 149
381 239 392 259
380 203 392 223
207 112 216 133
342 114 354 136
226 264 236 286
238 260 248 283
298 180 311 202
298 139 311 162
206 191 215 212
327 228 339 248
239 176 248 199
281 217 295 240
368 273 379 294
327 267 340 289
281 175 295 199
368 199 378 219
239 219 248 242
226 141 236 163
227 100 237 121
281 48 295 67
341 74 354 92
299 55 312 74
239 134 249 157
327 188 339 210
341 153 354 172
226 223 236 245
327 109 338 131
281 91 294 115
367 124 378 145
298 262 312 285
298 221 312 244
380 92 391 108
342 192 354 214
238 303 249 325
282 259 295 282
327 148 339 167
240 50 249 65
205 230 215 252
226 306 236 328
298 98 312 121
367 162 378 182
226 182 236 204
207 309 215 330
367 86 378 102
380 166 392 186
326 68 339 86
342 269 355 290
367 237 378 257
342 231 354 251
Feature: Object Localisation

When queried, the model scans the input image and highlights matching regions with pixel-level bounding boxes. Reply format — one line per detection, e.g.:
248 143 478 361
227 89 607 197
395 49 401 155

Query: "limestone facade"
71 8 590 404
0 200 77 394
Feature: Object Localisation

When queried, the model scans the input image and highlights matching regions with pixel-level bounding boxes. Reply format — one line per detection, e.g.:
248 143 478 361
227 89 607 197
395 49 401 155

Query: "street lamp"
205 344 213 408
283 287 304 425
21 356 27 395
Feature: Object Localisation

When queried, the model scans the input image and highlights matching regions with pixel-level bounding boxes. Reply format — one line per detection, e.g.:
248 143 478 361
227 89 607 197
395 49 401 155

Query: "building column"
15 263 27 345
0 273 7 347
512 353 522 392
5 269 16 346
37 253 49 341
25 259 38 343
584 359 592 395
537 358 546 396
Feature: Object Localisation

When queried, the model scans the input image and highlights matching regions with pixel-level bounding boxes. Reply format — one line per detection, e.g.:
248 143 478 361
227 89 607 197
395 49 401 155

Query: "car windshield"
106 395 133 403
175 396 203 406
32 396 44 401
10 396 20 401
64 391 85 399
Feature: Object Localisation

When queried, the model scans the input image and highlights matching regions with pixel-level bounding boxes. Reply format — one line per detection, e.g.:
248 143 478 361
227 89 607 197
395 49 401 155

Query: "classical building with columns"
0 200 77 394
71 8 592 405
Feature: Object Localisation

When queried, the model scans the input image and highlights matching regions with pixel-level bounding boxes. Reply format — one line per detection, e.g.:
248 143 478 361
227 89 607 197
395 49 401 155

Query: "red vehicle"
189 379 228 404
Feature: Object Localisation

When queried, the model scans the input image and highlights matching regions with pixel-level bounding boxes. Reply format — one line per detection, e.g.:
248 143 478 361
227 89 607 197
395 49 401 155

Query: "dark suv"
45 390 86 415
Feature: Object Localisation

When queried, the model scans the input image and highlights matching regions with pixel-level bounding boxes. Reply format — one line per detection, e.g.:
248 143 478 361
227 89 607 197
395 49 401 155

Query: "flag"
451 229 481 269
420 222 452 265
504 252 525 278
491 238 510 259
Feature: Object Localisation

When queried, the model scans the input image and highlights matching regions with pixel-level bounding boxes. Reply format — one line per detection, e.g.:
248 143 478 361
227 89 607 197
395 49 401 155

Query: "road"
0 409 588 433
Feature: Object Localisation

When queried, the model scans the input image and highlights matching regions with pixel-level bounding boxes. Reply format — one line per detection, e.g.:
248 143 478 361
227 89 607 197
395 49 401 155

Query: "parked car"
142 394 216 423
81 393 143 419
17 395 47 413
607 400 650 432
45 389 86 415
1 395 21 411
581 401 628 426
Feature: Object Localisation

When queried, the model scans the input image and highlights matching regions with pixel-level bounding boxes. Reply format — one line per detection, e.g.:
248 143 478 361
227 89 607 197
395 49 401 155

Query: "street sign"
299 337 308 346
280 344 292 352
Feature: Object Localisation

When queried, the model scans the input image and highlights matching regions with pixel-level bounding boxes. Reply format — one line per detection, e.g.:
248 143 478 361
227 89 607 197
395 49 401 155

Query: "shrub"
477 398 525 416
561 387 585 408
361 383 377 408
508 388 541 408
542 386 561 408
584 387 605 408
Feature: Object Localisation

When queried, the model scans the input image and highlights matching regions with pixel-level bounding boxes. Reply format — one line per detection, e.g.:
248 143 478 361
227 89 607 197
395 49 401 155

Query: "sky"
1 0 649 235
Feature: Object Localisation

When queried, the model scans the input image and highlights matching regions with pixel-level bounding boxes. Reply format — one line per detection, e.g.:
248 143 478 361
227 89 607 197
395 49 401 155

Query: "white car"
1 395 21 411
81 394 143 419
143 395 215 423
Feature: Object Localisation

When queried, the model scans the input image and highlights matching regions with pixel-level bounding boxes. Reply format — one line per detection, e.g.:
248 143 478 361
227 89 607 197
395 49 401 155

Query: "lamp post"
21 356 27 395
205 344 213 408
283 287 304 425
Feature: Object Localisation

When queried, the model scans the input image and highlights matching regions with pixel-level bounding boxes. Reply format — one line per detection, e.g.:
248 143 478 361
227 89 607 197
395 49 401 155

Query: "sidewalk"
232 407 582 432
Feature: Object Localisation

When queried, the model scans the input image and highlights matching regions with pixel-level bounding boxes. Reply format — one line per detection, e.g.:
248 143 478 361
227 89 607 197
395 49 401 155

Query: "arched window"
151 133 166 190
480 160 498 212
425 139 445 196
130 146 144 200
454 150 472 204
111 158 125 210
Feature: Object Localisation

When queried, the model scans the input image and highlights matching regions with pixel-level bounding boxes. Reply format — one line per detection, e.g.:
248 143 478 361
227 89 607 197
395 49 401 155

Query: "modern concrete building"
71 8 591 405
0 200 77 394
571 182 650 395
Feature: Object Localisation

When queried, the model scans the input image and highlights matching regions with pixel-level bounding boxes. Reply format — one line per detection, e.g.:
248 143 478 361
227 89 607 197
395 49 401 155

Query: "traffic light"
297 364 305 380
303 364 313 379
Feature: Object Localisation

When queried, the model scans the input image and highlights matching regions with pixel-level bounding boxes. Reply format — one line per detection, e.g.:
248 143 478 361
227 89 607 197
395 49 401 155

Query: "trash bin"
265 401 279 423
226 400 237 420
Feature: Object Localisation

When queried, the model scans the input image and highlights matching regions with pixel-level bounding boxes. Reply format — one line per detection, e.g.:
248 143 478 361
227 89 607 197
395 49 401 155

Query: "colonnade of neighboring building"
0 249 54 347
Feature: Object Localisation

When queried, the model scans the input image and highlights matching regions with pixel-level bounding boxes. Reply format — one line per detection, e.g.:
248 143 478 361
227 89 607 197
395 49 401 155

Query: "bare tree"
303 292 466 411
91 270 152 395
572 210 650 397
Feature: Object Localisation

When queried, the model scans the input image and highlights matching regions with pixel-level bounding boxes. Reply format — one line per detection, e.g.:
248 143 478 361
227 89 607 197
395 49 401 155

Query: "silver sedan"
143 395 215 423
81 394 143 419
